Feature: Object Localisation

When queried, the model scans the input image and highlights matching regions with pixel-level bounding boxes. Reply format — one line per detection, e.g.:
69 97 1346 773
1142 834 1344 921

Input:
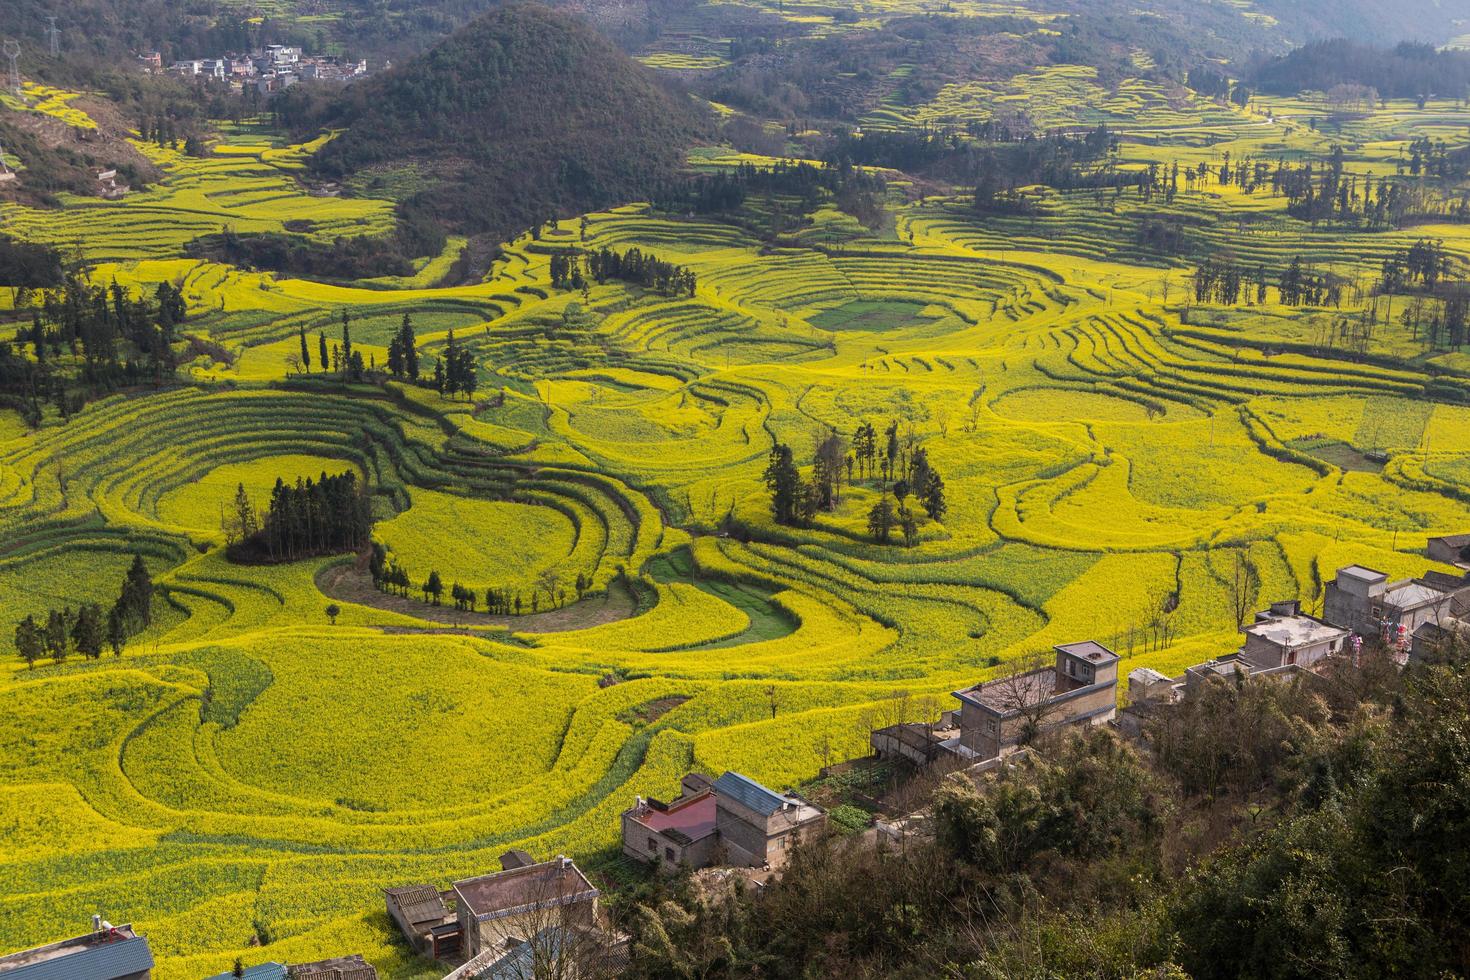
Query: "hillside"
293 3 707 242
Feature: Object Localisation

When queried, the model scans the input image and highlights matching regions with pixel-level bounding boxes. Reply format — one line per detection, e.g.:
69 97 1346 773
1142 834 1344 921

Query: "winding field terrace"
4 74 1470 979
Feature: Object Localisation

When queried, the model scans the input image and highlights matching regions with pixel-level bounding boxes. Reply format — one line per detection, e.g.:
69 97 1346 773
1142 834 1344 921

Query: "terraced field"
5 91 1470 980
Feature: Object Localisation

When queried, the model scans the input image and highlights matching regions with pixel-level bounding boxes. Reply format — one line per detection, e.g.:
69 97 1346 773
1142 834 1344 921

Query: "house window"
665 847 676 862
647 837 657 852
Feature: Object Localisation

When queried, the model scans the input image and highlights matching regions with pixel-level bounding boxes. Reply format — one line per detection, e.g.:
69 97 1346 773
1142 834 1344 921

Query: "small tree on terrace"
763 443 804 526
813 432 848 509
538 568 563 609
72 603 104 660
424 570 444 606
325 603 341 625
867 497 896 544
117 554 154 632
15 615 43 669
921 469 947 522
44 608 70 663
222 482 259 545
901 511 919 548
106 605 125 657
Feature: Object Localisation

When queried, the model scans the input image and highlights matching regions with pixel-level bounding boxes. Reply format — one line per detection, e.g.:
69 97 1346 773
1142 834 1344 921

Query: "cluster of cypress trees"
234 472 372 562
433 331 478 399
385 314 420 379
585 246 696 297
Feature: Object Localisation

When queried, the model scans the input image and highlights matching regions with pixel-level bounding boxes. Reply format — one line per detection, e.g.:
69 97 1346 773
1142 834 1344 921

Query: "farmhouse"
0 920 153 980
621 773 720 870
1239 600 1350 671
383 884 460 959
452 856 600 959
870 710 962 766
1323 565 1458 649
713 771 827 871
1427 533 1470 568
621 771 826 873
952 641 1120 760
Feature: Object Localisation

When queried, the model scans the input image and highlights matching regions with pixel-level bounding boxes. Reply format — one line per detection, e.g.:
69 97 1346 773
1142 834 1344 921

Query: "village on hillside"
140 44 371 94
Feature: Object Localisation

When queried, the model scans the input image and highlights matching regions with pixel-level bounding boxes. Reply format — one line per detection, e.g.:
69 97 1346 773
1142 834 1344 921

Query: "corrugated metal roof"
206 963 288 980
0 938 153 980
713 771 787 817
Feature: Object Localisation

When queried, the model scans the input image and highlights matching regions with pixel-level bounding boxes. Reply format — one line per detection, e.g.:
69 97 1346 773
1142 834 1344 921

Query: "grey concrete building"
952 641 1119 760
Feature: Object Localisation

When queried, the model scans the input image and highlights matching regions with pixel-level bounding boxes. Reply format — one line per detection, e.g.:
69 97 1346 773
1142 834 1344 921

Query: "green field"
5 54 1470 980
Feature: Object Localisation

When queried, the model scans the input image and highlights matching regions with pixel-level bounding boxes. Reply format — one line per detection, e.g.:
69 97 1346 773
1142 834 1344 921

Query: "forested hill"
284 2 707 242
1253 41 1470 100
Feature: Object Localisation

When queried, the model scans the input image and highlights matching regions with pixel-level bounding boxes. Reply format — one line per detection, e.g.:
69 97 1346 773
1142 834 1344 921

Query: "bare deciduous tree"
990 652 1057 746
1228 549 1261 629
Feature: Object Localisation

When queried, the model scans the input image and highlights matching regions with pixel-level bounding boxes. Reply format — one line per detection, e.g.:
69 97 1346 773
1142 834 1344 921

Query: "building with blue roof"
0 923 153 980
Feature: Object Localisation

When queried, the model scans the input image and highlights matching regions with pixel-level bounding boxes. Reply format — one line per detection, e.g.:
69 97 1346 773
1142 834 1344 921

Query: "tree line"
0 273 186 426
651 160 885 217
367 542 594 615
969 126 1124 216
288 311 477 400
1190 254 1344 308
1253 39 1470 103
13 554 153 667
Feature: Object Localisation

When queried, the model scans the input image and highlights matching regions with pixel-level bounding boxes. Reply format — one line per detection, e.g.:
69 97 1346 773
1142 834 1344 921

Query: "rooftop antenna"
46 17 60 58
3 39 20 99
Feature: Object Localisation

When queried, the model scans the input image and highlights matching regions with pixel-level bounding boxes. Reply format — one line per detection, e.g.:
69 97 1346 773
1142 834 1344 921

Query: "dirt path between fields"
316 563 640 633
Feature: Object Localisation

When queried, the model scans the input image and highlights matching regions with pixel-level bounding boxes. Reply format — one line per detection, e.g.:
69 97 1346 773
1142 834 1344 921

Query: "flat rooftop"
1244 613 1348 649
1056 640 1119 663
628 791 717 843
956 666 1058 713
1337 564 1387 583
454 860 598 921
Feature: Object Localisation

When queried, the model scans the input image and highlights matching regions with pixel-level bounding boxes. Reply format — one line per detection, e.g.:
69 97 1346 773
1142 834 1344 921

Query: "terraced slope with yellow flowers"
4 85 1470 980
